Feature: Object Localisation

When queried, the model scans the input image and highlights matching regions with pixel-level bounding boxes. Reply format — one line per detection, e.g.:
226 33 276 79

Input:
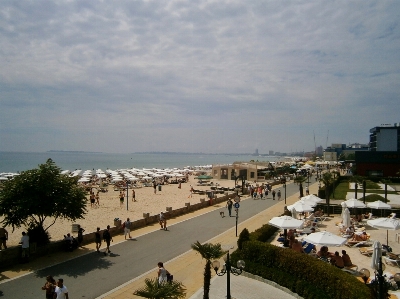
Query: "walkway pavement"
0 181 302 298
4 177 398 299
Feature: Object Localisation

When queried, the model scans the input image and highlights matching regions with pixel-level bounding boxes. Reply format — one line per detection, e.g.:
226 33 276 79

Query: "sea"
0 152 279 173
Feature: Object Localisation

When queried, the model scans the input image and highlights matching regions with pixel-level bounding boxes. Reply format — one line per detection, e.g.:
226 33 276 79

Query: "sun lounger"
346 239 372 248
342 264 359 275
384 256 400 267
359 247 374 257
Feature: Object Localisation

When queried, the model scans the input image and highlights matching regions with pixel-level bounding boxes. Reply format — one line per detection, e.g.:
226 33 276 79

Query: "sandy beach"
2 176 237 247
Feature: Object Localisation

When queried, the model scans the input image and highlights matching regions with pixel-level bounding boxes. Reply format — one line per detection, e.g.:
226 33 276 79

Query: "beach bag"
166 271 173 282
122 222 125 229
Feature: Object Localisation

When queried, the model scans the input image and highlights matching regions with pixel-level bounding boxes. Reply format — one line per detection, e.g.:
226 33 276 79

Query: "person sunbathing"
341 250 353 267
291 239 304 253
351 231 368 241
317 246 333 259
314 208 323 217
330 251 344 268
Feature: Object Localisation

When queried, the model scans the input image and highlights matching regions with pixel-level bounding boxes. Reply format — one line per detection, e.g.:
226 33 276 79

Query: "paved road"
0 182 300 298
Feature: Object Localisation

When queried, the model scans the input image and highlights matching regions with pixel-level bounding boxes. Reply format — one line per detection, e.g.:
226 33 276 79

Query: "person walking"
54 278 68 299
159 212 167 230
119 191 124 207
132 189 136 202
41 275 56 299
188 185 193 198
153 181 157 194
124 218 132 239
77 225 85 247
272 190 276 200
95 191 100 206
19 231 29 262
277 190 281 201
305 186 309 195
226 198 233 217
103 225 113 255
0 226 8 250
95 227 101 253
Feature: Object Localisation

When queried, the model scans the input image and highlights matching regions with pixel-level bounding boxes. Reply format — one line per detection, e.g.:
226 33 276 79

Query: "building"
324 143 368 161
369 123 400 151
355 151 400 177
212 161 272 181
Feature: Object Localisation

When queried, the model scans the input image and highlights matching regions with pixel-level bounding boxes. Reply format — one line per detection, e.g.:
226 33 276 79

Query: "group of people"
95 225 113 255
89 190 100 207
248 184 282 200
317 248 353 269
42 276 68 299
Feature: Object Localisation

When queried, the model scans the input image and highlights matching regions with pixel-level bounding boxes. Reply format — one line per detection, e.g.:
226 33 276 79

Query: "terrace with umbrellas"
268 176 400 297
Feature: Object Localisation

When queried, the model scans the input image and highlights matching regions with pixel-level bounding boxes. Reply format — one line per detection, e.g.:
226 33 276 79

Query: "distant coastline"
47 150 103 154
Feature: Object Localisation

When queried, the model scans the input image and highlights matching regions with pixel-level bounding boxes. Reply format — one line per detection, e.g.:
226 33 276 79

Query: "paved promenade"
0 180 308 298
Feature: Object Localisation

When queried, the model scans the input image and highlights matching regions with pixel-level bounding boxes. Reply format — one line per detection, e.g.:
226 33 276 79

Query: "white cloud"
0 0 399 154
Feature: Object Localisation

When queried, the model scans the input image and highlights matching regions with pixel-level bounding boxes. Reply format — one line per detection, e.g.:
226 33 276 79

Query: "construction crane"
313 130 317 155
326 130 329 148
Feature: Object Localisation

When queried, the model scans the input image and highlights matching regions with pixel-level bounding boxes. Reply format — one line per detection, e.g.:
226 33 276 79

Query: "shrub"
231 240 372 299
237 228 250 250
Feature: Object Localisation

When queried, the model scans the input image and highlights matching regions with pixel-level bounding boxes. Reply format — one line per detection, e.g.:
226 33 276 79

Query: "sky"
1 0 399 154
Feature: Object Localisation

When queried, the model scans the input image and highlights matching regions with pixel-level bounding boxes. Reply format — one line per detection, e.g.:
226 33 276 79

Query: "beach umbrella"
303 231 347 246
367 200 391 209
268 216 304 230
269 215 304 240
287 201 314 213
299 198 317 207
301 194 323 204
78 177 90 183
342 207 351 228
371 241 383 270
367 200 392 217
344 198 366 208
367 218 400 247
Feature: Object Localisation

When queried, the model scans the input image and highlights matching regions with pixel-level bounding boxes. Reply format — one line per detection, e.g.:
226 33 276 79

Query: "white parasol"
303 231 347 246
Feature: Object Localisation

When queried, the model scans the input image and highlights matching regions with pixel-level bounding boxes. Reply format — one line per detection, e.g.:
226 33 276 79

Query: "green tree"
191 241 225 299
133 278 186 299
320 172 335 216
293 175 307 198
0 159 87 245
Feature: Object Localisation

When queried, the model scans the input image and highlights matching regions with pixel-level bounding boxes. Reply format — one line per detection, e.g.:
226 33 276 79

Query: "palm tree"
293 175 307 198
133 278 186 299
191 241 225 299
320 172 335 216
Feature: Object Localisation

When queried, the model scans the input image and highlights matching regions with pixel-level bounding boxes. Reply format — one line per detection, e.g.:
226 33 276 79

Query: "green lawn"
332 180 398 200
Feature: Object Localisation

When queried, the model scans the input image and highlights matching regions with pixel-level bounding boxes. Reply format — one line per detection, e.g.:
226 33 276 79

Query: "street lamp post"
284 181 287 204
126 181 129 211
213 252 245 299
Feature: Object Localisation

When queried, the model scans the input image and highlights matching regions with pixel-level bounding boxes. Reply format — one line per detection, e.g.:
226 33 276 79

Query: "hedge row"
232 226 372 299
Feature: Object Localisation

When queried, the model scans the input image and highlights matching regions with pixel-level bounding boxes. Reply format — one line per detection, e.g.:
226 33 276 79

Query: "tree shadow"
34 251 115 279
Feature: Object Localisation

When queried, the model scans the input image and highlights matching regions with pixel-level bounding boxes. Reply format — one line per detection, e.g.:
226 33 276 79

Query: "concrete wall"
0 192 237 270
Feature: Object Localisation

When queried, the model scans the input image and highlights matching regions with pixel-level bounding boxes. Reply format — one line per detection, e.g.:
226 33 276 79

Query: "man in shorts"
124 218 132 239
103 225 113 255
95 227 101 253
